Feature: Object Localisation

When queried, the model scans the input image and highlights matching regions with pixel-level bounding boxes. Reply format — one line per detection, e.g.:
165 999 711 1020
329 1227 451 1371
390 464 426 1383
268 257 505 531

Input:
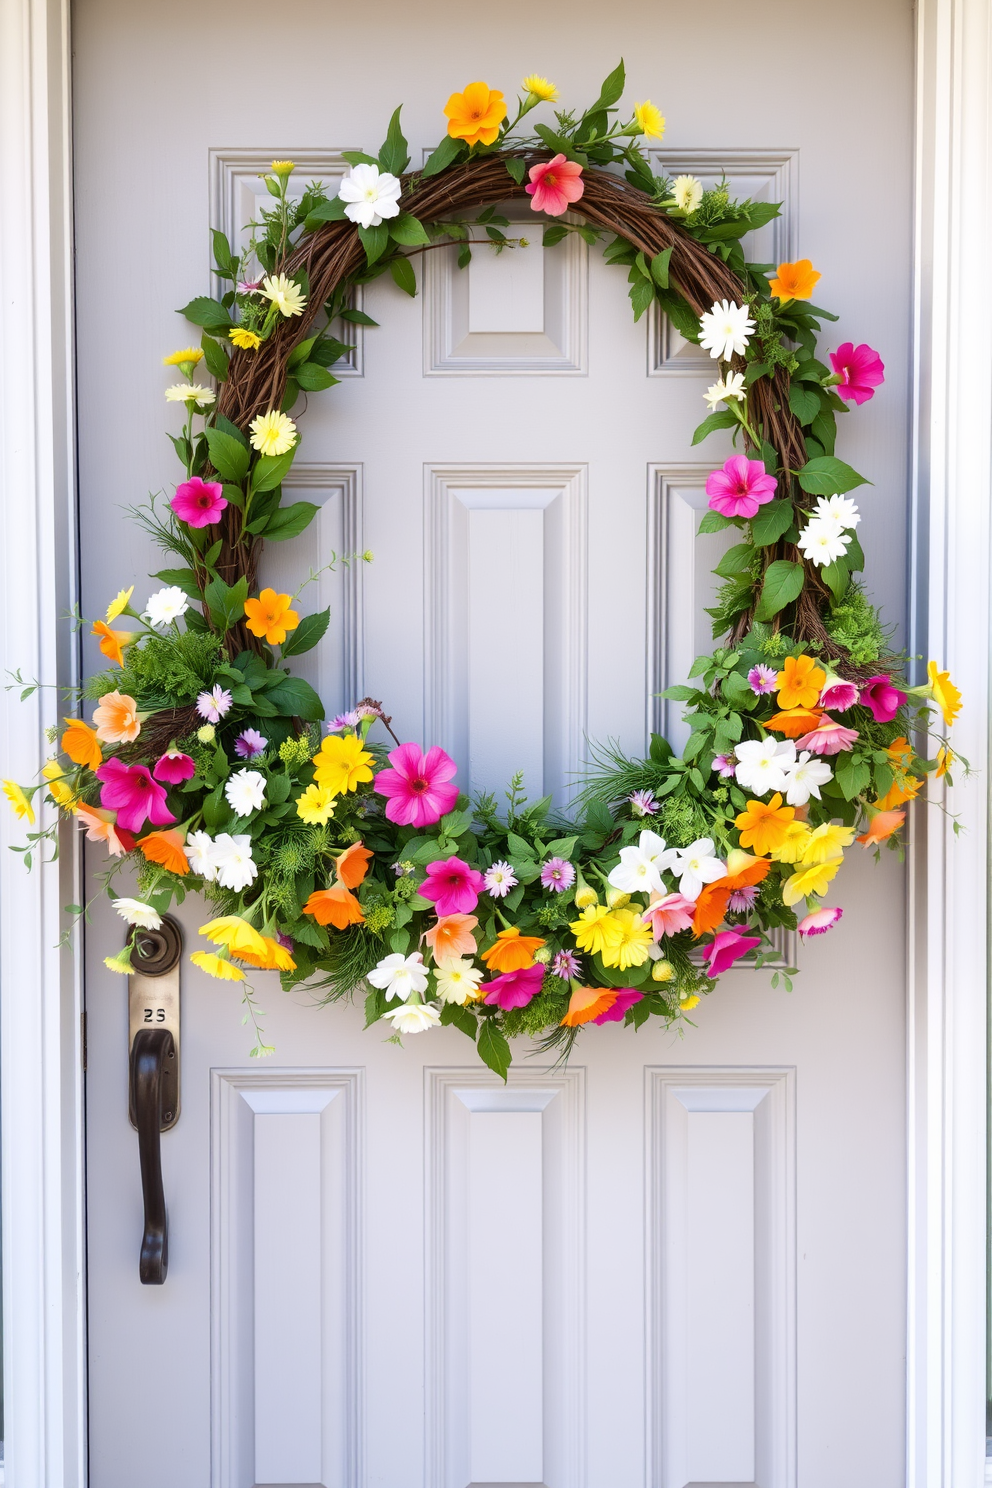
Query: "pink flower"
482 963 545 1010
628 789 657 816
798 906 843 937
374 742 459 828
234 728 268 758
858 674 907 723
152 750 196 784
95 757 175 833
748 664 778 695
728 886 759 913
524 153 585 216
642 892 696 940
196 685 232 722
705 456 778 519
171 476 227 528
829 342 885 405
796 715 860 755
592 989 644 1025
713 754 736 779
541 857 575 892
552 950 580 980
419 855 485 916
819 676 859 712
704 928 761 978
328 711 361 731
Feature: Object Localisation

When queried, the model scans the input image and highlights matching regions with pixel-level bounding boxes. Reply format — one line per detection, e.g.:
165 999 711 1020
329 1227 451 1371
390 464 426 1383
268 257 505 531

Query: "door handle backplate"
128 915 182 1129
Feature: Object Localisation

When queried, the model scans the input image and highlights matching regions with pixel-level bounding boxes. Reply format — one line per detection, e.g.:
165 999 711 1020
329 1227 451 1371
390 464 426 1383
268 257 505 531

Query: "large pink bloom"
482 963 545 1010
829 342 885 405
419 855 485 916
796 716 860 755
96 757 175 833
858 674 907 723
525 153 584 216
171 476 227 528
819 676 859 712
704 928 761 978
592 989 644 1024
641 893 696 940
153 750 196 784
374 742 459 827
705 456 778 519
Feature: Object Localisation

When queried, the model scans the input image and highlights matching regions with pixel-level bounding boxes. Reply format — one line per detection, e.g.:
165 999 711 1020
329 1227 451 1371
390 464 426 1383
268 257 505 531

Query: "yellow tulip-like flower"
569 903 622 957
633 100 665 139
3 778 35 825
926 660 962 727
260 273 306 319
42 759 77 813
162 346 204 367
801 822 856 865
444 82 507 147
521 74 558 101
782 856 843 906
190 950 246 982
229 327 262 351
769 821 814 864
936 745 954 779
104 950 134 975
200 915 268 959
599 908 654 970
249 409 296 456
106 585 134 622
295 783 337 825
312 733 376 795
572 870 598 909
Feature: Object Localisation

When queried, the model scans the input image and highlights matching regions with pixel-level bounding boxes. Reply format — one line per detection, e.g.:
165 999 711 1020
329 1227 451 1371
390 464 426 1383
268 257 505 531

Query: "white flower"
337 163 402 229
811 494 860 531
671 838 726 901
484 860 518 898
259 273 306 318
367 951 430 1002
434 958 484 1005
781 750 833 806
698 299 755 361
734 737 796 795
797 517 852 567
185 829 219 881
381 1001 441 1034
164 383 216 406
224 768 266 817
211 833 258 891
703 370 747 410
672 174 703 213
113 897 162 930
608 829 678 896
143 585 189 629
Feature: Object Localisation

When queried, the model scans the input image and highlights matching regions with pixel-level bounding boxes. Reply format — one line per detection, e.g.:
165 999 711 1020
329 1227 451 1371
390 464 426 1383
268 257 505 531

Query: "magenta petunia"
593 989 644 1024
419 855 485 917
152 750 196 784
705 456 778 519
819 676 859 712
171 476 228 528
704 928 761 978
374 741 459 828
96 757 175 833
858 674 907 723
525 153 585 216
829 342 885 405
481 963 545 1011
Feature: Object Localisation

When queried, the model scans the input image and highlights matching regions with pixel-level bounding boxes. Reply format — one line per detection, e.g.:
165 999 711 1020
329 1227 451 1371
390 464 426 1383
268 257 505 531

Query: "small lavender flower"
237 278 262 293
196 684 233 723
628 788 658 817
328 710 361 732
729 886 759 913
484 861 518 898
713 753 737 779
540 857 576 892
552 950 580 980
392 860 415 877
234 728 267 758
747 664 779 695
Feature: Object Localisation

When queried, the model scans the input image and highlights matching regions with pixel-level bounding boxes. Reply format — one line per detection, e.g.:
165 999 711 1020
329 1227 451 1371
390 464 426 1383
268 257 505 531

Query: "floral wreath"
4 65 962 1073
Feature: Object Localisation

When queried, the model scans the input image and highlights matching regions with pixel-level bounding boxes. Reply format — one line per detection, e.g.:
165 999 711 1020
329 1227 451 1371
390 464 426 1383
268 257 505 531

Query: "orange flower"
62 717 103 770
692 850 770 935
480 925 545 973
75 802 131 857
232 936 296 972
335 841 373 889
874 736 922 811
857 809 906 847
444 82 507 146
887 736 913 767
561 985 618 1027
243 588 300 646
765 706 824 738
734 793 796 856
91 619 134 668
92 690 141 744
776 655 827 711
137 827 189 875
303 884 365 929
769 258 821 301
424 913 479 961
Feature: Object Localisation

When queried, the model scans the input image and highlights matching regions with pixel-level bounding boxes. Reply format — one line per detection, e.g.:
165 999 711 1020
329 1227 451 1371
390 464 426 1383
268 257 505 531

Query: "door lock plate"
127 916 182 1130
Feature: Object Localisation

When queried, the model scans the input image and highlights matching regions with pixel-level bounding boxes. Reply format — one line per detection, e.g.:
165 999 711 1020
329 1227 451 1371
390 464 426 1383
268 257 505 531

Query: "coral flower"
137 827 189 875
171 476 227 528
92 690 141 744
776 655 827 711
765 706 824 738
75 802 135 857
91 619 133 668
444 82 507 147
374 741 459 827
829 341 885 405
424 913 479 962
734 793 796 856
312 733 376 795
857 808 906 847
96 757 175 833
926 660 962 726
243 588 299 646
153 750 196 784
705 456 777 519
692 884 732 937
859 674 907 723
61 717 103 770
525 153 584 216
798 906 843 937
693 850 770 936
592 989 644 1024
481 925 546 973
481 962 545 1011
795 716 860 755
335 841 373 889
302 884 365 929
420 855 485 917
642 892 696 940
562 985 618 1027
704 928 761 977
769 258 821 301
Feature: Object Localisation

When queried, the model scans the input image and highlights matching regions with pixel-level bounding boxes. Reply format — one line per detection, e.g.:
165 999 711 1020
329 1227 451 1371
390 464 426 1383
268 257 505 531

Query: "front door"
74 3 914 1484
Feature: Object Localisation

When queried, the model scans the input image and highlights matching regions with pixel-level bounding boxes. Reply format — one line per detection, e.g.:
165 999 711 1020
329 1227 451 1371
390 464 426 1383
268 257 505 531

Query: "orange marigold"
137 827 189 875
765 706 824 738
734 793 796 856
776 655 827 711
303 884 365 929
480 925 545 973
561 985 618 1027
769 258 821 301
444 82 507 147
62 717 103 770
243 588 300 646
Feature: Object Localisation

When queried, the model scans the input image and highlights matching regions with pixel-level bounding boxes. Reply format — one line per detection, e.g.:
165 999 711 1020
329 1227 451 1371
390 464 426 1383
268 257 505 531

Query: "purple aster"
628 789 658 817
328 710 361 732
196 684 233 723
552 950 580 980
713 753 737 779
729 886 759 913
234 728 268 758
747 664 779 695
237 278 262 293
540 857 576 892
484 860 518 898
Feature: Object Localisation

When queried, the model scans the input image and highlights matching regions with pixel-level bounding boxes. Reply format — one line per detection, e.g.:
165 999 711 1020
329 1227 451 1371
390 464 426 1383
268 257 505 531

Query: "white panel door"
73 1 914 1484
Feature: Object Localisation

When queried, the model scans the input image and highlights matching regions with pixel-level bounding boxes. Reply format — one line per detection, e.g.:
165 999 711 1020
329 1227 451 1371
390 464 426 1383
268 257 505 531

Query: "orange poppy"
768 258 821 301
480 925 546 973
765 706 824 738
776 655 826 711
243 588 300 646
857 809 906 847
335 841 373 889
92 690 141 743
424 913 479 961
91 619 133 668
137 827 189 875
561 985 618 1027
444 82 507 147
62 717 103 770
303 884 365 929
734 793 796 855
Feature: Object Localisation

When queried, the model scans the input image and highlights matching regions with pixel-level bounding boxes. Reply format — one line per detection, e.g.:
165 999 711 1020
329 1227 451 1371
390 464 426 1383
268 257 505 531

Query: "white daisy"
224 768 266 817
164 384 216 406
259 273 306 318
734 737 796 795
337 163 402 229
484 860 518 898
672 174 704 213
698 299 755 361
797 518 852 567
185 829 219 881
781 750 833 806
211 833 258 891
143 585 189 629
112 897 162 930
670 838 726 901
703 370 747 410
434 958 485 1005
367 951 430 1002
380 1000 441 1034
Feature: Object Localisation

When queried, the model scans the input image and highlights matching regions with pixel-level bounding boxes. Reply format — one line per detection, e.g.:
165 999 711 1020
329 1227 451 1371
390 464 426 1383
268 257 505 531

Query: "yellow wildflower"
769 822 814 864
679 993 700 1011
190 950 245 982
42 759 77 812
295 783 337 825
200 915 267 959
248 409 296 455
569 903 621 957
3 779 35 824
229 327 262 351
312 733 375 795
162 346 204 367
600 908 654 971
259 274 306 318
651 959 674 982
572 870 598 908
633 101 665 139
270 159 295 176
782 857 843 906
521 74 558 101
106 585 134 622
104 950 134 975
801 823 856 865
926 660 962 727
936 746 954 779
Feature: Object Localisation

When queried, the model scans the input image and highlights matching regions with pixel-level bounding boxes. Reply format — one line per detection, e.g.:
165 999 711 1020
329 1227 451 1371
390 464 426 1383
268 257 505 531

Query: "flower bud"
606 887 630 910
573 871 598 909
533 946 552 964
197 724 216 743
651 959 674 982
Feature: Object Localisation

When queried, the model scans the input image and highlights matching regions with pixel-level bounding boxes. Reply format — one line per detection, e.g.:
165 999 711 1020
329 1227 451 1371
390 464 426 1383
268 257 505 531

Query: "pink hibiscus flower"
592 989 644 1024
858 674 907 723
796 716 860 755
374 742 459 827
419 855 485 917
705 456 778 519
152 750 196 784
829 342 885 405
170 476 228 528
525 153 585 216
95 757 175 833
482 963 545 1011
642 892 696 940
704 928 761 978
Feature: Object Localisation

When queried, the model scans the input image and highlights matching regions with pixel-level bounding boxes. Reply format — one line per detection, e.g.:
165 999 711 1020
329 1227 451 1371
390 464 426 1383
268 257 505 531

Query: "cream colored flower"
703 371 747 410
434 958 485 1005
259 273 306 318
249 409 297 455
164 383 215 406
672 175 703 213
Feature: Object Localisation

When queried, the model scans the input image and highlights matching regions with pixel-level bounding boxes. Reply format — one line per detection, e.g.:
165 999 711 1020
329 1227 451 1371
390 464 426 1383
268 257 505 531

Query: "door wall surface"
73 2 914 1484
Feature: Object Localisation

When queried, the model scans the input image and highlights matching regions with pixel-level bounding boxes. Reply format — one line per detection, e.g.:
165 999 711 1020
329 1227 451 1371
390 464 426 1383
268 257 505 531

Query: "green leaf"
339 307 378 326
629 276 655 322
342 150 378 167
153 567 201 600
280 608 330 657
505 156 527 185
303 196 348 233
205 427 250 484
204 575 248 633
262 500 319 541
178 296 232 331
440 1002 477 1040
214 414 248 447
788 383 820 425
845 531 866 572
750 499 794 547
265 676 325 721
796 456 869 495
698 509 735 534
358 222 389 265
835 753 871 801
543 224 569 248
649 733 674 762
691 409 737 445
714 543 755 579
378 105 410 175
421 133 464 179
295 360 338 390
753 559 806 621
477 1020 512 1081
650 247 673 289
389 257 417 297
389 211 430 247
200 333 229 382
588 58 626 113
211 228 236 275
820 558 851 603
251 450 295 492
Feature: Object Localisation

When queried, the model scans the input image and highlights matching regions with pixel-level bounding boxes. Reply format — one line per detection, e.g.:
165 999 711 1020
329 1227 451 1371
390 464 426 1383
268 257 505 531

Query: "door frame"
0 2 988 1484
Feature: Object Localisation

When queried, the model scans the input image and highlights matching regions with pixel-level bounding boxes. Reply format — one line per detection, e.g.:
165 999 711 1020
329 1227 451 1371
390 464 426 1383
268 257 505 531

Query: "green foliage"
826 584 890 665
85 629 222 707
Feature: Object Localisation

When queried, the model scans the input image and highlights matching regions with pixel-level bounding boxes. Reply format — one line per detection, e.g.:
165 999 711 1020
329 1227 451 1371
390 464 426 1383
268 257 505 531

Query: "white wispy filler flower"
260 273 307 318
337 163 403 229
224 768 266 817
164 384 216 406
380 1001 441 1034
211 833 258 891
367 951 430 1002
113 897 162 929
143 585 189 628
797 519 852 566
703 370 747 410
672 174 703 213
698 299 755 361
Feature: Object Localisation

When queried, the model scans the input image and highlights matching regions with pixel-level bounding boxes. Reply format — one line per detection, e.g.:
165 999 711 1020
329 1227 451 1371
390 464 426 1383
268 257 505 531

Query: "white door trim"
0 2 988 1484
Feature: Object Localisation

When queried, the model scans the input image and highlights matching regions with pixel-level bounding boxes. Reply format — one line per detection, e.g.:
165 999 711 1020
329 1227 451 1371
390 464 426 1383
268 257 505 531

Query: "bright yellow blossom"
295 783 337 825
190 950 245 982
42 759 77 812
162 346 203 367
106 585 134 622
782 856 843 906
312 732 375 795
200 915 267 959
229 327 262 351
926 660 962 727
769 821 814 864
3 778 35 824
521 74 558 101
569 903 621 957
270 159 295 175
599 908 654 970
633 101 665 139
801 822 856 864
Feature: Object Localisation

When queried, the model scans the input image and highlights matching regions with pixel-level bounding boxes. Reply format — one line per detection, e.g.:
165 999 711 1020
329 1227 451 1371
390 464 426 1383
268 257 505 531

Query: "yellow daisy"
229 327 262 351
633 100 665 140
3 778 35 825
199 916 267 958
270 159 296 176
106 585 134 621
42 759 77 812
190 950 245 982
162 346 204 367
599 908 654 971
569 904 621 958
311 733 375 795
521 74 558 101
295 783 338 825
248 409 296 455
